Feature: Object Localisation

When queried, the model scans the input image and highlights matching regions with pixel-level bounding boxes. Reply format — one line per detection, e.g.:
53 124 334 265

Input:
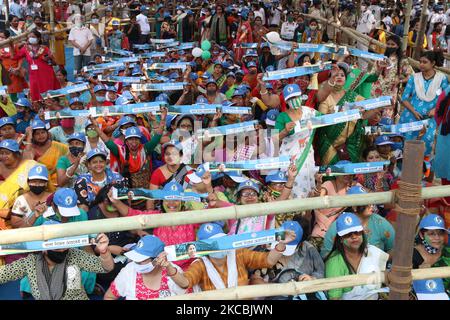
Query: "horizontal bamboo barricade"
163 266 450 300
0 185 449 245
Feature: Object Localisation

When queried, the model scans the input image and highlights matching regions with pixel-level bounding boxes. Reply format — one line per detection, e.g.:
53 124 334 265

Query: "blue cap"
112 20 120 26
196 96 208 104
235 69 245 76
107 86 117 93
261 42 270 49
266 65 275 72
28 164 49 181
232 89 245 98
132 65 142 76
197 222 226 240
237 179 260 194
187 163 210 184
221 61 231 69
226 72 236 78
265 170 288 183
265 109 279 126
162 180 184 193
245 49 258 57
93 84 106 93
124 235 165 262
283 84 302 101
247 61 257 68
0 139 19 153
69 97 82 106
124 126 142 140
201 72 212 79
162 139 183 151
53 188 80 217
118 115 137 128
347 186 367 195
115 96 130 106
270 220 303 256
169 72 179 80
165 114 177 130
413 279 449 300
86 148 107 161
15 97 31 108
156 94 168 103
31 119 47 131
190 72 199 81
0 117 15 128
375 135 394 146
379 117 393 126
222 100 235 107
67 132 87 144
206 78 217 86
336 212 364 237
265 82 273 90
163 12 171 18
419 214 446 231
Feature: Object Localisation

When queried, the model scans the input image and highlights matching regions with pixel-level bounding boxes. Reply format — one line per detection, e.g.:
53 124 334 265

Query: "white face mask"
28 37 38 44
91 19 99 24
134 261 155 274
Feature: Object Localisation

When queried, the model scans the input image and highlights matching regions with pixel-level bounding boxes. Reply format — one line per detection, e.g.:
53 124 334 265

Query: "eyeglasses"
424 230 446 238
241 191 258 198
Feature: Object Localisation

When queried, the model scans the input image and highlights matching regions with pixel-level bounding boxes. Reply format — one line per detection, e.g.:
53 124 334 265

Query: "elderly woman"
325 212 390 300
316 63 376 165
105 235 185 300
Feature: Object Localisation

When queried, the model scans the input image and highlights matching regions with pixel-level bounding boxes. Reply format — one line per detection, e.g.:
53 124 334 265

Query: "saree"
317 91 367 165
36 141 69 186
0 159 38 229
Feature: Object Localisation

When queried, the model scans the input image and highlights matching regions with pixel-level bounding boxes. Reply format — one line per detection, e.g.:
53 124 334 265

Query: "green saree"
317 91 367 165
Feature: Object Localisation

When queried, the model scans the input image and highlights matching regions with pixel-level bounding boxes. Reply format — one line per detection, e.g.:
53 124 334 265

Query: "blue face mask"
391 142 403 151
96 95 106 102
209 251 228 259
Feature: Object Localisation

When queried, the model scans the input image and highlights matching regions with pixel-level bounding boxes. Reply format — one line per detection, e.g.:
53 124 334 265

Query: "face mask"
86 130 98 138
287 17 293 22
61 118 75 129
206 89 216 96
75 22 82 28
391 142 403 151
209 251 228 259
96 95 106 102
134 261 155 273
421 236 439 254
310 25 317 30
384 47 397 57
287 96 303 109
269 187 281 198
47 250 68 264
91 19 99 24
69 146 84 157
29 185 46 195
28 37 38 44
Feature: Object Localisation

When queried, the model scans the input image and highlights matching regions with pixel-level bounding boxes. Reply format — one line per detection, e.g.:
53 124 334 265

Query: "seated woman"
0 117 24 143
250 220 325 299
22 119 68 186
412 214 450 291
154 222 297 292
0 139 38 230
357 146 394 192
321 186 395 259
104 235 186 300
325 212 389 300
56 132 88 188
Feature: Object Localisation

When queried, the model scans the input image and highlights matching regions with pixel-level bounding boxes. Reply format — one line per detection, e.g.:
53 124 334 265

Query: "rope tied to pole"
386 265 414 294
393 180 423 216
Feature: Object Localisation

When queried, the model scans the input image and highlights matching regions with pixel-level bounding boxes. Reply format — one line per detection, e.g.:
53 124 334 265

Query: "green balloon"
201 40 211 51
201 50 211 60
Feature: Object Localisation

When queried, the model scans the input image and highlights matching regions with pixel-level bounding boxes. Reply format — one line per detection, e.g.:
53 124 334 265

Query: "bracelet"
284 184 293 189
167 267 178 277
65 171 74 178
275 243 286 253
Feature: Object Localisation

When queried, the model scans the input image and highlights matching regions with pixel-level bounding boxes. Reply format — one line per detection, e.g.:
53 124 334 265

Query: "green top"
344 68 379 99
56 156 72 170
105 134 162 158
325 252 353 299
433 246 450 290
321 213 395 259
225 85 237 100
275 112 295 136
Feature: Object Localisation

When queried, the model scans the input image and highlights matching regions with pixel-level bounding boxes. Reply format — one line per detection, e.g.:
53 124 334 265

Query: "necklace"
167 165 177 174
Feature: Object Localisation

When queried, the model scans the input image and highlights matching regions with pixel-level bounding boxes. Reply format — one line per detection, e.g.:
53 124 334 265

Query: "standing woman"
399 51 449 157
370 35 414 120
234 10 253 64
45 19 67 71
89 13 105 57
0 30 28 102
10 29 60 102
434 89 450 194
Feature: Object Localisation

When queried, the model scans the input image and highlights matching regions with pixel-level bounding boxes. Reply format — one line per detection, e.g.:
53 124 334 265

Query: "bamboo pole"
413 0 430 60
48 0 56 54
401 0 414 53
0 27 70 49
4 0 9 29
389 140 425 300
0 185 449 245
163 266 450 300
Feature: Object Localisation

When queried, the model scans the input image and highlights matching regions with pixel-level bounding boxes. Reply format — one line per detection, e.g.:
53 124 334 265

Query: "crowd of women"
0 0 447 300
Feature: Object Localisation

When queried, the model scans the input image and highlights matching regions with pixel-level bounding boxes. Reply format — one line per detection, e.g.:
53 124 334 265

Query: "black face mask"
236 75 244 82
384 47 397 57
47 250 68 264
69 146 84 157
29 185 46 195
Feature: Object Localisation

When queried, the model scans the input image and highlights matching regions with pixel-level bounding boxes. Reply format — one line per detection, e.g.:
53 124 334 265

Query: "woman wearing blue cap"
56 132 88 187
413 214 450 290
325 212 389 300
105 235 186 300
321 186 395 259
11 164 52 229
0 116 23 143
